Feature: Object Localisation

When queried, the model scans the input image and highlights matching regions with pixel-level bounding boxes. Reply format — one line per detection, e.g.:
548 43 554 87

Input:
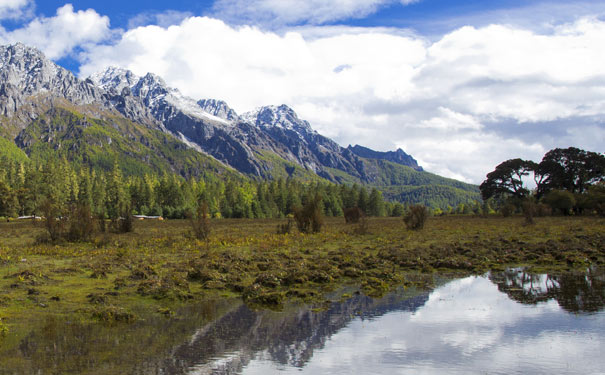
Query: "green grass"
0 214 603 372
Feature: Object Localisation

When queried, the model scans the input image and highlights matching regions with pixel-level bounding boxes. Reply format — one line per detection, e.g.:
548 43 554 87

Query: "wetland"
0 215 604 373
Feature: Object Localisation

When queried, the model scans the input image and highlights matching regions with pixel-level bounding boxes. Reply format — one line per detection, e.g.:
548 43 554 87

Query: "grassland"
0 215 603 335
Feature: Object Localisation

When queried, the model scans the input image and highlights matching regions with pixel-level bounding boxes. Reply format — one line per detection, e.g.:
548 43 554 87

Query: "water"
1 269 604 374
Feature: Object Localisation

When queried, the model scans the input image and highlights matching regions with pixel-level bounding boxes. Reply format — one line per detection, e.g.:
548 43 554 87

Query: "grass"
0 215 603 333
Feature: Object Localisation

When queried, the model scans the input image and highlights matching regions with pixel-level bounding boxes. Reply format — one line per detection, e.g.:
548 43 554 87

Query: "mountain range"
0 43 479 208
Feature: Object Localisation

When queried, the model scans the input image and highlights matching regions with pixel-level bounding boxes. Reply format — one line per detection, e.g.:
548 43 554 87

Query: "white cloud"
77 15 605 183
211 0 419 26
0 4 112 60
0 0 31 19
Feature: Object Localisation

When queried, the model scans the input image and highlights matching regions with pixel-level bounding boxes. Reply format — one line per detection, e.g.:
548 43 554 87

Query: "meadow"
0 215 603 333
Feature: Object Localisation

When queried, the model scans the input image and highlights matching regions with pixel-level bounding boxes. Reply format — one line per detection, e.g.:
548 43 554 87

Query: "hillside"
0 43 480 208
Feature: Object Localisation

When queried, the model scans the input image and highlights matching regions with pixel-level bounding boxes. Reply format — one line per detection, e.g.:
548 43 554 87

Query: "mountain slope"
14 106 235 178
0 43 480 208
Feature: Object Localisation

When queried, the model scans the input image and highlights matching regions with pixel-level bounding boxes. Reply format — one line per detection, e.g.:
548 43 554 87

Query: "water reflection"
490 268 605 313
1 269 604 374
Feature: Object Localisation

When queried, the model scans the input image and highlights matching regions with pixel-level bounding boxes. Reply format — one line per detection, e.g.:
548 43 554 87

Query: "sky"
0 0 604 183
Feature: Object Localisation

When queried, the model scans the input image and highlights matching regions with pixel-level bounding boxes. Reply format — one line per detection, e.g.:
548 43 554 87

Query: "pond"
1 268 604 374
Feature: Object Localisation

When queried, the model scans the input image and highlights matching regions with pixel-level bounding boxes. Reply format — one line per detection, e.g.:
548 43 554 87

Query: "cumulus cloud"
77 15 605 183
212 0 419 26
0 4 112 59
0 0 32 19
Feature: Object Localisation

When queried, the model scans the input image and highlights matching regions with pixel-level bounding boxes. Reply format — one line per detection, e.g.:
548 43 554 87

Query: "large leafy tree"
480 158 537 201
537 147 605 195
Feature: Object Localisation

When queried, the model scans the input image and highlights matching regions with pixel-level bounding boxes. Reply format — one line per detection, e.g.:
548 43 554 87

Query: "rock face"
1 43 423 184
348 145 423 171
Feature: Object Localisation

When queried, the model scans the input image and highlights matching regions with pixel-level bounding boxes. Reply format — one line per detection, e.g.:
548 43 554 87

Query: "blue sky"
0 0 604 183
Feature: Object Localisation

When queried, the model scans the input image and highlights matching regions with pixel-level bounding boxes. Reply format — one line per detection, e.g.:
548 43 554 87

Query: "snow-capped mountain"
0 43 106 123
242 105 313 134
0 43 434 186
197 99 239 122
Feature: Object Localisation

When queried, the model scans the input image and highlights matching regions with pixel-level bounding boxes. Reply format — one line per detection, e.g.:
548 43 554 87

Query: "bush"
544 190 576 215
344 207 364 224
111 203 133 233
352 215 370 235
522 200 536 225
67 203 96 241
41 199 66 242
276 219 293 235
500 203 516 217
190 201 211 240
0 318 8 336
403 205 428 230
293 194 323 234
535 203 552 217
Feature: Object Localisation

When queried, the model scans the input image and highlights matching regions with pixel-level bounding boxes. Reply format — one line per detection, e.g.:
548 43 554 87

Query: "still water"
1 269 604 374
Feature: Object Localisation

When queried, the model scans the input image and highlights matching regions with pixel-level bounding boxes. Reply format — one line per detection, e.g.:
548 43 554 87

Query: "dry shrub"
522 201 536 225
276 219 293 235
344 207 364 224
190 201 211 240
535 203 552 217
404 204 428 230
500 204 516 217
111 203 133 234
68 203 96 241
352 215 370 235
40 199 65 242
293 194 323 234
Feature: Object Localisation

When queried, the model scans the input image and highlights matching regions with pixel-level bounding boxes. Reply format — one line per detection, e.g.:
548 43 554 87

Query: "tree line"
0 156 411 221
480 147 605 215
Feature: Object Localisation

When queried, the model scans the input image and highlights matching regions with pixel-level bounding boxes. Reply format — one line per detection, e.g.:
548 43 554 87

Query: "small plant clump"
0 318 8 337
276 219 293 235
403 205 429 230
352 215 370 235
522 200 536 225
293 194 324 234
344 207 364 224
190 201 211 241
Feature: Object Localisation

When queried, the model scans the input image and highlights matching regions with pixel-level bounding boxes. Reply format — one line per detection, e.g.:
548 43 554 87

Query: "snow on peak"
197 99 239 122
242 104 313 133
89 66 139 93
89 67 233 125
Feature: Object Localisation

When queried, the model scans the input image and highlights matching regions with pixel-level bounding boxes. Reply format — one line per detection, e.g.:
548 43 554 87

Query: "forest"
0 155 408 223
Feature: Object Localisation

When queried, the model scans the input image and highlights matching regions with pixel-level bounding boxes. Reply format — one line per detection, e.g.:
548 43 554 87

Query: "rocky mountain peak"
89 66 139 95
197 99 239 122
242 104 314 134
0 43 104 120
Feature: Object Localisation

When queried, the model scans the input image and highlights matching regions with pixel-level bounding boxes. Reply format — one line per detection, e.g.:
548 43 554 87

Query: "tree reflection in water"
2 269 604 374
489 268 605 313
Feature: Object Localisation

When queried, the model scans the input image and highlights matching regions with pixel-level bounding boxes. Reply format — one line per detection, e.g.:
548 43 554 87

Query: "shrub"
522 200 536 225
535 203 552 217
352 215 370 235
190 201 211 240
67 203 96 241
0 318 8 336
544 190 576 215
293 194 323 234
41 199 66 242
276 219 293 235
403 205 428 230
344 207 364 223
111 203 133 233
500 204 516 217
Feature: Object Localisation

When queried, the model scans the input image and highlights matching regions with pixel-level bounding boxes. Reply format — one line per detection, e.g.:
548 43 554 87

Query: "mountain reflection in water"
2 269 604 375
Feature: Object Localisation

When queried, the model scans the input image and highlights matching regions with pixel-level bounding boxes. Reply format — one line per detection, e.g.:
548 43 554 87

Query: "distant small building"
133 215 164 221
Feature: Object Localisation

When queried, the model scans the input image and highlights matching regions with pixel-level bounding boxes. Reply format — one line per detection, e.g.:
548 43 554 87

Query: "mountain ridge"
0 43 480 208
